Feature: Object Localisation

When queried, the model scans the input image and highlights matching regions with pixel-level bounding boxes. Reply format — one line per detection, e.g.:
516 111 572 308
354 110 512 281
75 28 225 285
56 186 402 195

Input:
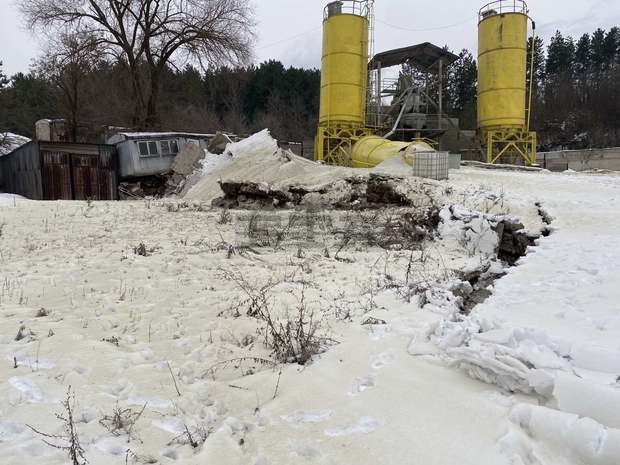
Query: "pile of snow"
223 128 278 159
193 130 278 180
184 129 432 205
0 132 30 156
198 150 233 177
0 193 28 205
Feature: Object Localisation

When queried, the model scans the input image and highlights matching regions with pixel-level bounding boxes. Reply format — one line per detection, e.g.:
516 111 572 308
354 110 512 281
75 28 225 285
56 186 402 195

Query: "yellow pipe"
351 135 434 168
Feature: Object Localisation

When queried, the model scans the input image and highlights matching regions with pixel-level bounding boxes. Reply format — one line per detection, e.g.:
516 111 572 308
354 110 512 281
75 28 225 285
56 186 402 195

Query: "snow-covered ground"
0 152 619 464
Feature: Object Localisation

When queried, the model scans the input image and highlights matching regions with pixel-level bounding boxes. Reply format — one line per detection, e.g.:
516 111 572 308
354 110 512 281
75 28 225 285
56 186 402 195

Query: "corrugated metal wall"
0 142 118 200
0 142 43 199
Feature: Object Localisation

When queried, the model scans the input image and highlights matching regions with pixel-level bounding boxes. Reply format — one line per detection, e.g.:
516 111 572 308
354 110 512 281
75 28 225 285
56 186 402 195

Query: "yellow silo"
315 1 374 165
477 1 537 165
314 1 438 168
319 2 369 127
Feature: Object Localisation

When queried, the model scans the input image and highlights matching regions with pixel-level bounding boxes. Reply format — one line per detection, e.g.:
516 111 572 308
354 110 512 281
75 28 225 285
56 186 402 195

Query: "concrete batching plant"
315 1 450 172
315 0 538 168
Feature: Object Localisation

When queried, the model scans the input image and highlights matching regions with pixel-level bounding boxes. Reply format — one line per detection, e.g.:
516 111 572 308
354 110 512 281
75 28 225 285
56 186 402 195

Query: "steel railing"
324 0 371 18
479 0 528 21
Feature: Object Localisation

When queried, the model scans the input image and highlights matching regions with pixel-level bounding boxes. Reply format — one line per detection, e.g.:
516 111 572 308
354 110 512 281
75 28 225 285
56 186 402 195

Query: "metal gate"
2 142 118 200
41 151 73 200
40 143 118 200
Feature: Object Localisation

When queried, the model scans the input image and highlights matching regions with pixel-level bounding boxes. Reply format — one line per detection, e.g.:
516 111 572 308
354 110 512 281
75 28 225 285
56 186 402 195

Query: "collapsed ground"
1 152 619 464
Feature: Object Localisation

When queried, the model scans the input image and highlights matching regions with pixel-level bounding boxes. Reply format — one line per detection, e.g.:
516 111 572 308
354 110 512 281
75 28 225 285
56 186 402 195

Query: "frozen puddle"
325 417 381 437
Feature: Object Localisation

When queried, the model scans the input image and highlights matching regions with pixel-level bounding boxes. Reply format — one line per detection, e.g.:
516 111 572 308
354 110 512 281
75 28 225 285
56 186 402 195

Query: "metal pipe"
438 58 444 126
526 20 536 132
384 87 414 139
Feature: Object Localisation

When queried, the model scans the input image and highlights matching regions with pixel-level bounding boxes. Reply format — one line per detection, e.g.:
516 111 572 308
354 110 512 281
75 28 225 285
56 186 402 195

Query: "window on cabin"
137 140 160 157
159 140 179 156
160 140 171 155
148 141 158 155
138 141 150 156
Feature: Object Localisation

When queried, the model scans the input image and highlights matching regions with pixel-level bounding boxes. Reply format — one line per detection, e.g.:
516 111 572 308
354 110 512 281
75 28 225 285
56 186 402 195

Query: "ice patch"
324 417 380 437
282 410 333 424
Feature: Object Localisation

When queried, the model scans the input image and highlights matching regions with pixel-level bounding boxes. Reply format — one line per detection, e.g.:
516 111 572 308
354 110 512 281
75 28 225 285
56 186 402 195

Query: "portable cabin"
106 132 215 179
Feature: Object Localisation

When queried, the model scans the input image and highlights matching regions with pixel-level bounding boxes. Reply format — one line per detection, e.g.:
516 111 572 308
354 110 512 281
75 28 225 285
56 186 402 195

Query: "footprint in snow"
371 351 394 370
8 377 45 404
282 410 333 424
348 376 375 396
324 417 381 437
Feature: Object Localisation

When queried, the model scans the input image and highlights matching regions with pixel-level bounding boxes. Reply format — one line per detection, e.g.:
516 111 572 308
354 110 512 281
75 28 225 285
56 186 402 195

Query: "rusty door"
41 151 72 200
71 154 100 200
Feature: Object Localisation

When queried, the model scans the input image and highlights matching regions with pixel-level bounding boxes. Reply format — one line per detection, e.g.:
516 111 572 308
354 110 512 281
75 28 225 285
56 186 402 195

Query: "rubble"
165 144 208 196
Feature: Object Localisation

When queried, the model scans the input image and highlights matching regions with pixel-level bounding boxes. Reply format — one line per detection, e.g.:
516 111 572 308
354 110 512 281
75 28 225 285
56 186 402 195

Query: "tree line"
0 58 320 143
0 1 618 150
529 27 620 148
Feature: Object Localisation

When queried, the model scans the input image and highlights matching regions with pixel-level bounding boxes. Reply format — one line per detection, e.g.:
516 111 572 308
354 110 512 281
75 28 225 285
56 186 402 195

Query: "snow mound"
184 129 427 206
507 404 620 465
223 128 278 158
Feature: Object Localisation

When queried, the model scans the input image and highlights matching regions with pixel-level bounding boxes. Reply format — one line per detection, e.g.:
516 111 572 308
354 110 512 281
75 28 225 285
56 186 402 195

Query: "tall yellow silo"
477 1 537 165
319 2 369 127
315 1 374 165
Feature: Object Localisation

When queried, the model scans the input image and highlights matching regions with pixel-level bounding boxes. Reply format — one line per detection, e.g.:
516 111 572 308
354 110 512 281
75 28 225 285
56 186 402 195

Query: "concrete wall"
538 147 620 172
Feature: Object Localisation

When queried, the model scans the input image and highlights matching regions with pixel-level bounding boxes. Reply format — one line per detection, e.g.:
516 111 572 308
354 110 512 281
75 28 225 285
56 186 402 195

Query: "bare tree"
35 32 100 142
20 0 255 128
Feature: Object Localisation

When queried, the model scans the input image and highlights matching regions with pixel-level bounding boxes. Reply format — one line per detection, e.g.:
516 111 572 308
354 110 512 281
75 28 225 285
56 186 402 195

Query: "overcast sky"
1 0 619 76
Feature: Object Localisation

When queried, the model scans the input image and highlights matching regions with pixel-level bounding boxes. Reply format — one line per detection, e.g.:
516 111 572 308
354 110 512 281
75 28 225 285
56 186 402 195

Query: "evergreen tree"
590 28 607 73
0 61 9 89
0 72 56 137
546 31 575 77
574 34 592 103
446 49 477 129
603 27 619 68
527 36 546 92
574 34 591 75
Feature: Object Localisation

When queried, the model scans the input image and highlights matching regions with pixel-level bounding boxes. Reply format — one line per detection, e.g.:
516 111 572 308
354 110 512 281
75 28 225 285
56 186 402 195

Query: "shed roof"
0 133 31 157
114 132 216 141
369 42 459 72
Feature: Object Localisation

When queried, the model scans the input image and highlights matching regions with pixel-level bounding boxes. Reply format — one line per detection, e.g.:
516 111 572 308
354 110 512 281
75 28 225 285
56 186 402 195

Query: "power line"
375 16 477 33
257 27 321 51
